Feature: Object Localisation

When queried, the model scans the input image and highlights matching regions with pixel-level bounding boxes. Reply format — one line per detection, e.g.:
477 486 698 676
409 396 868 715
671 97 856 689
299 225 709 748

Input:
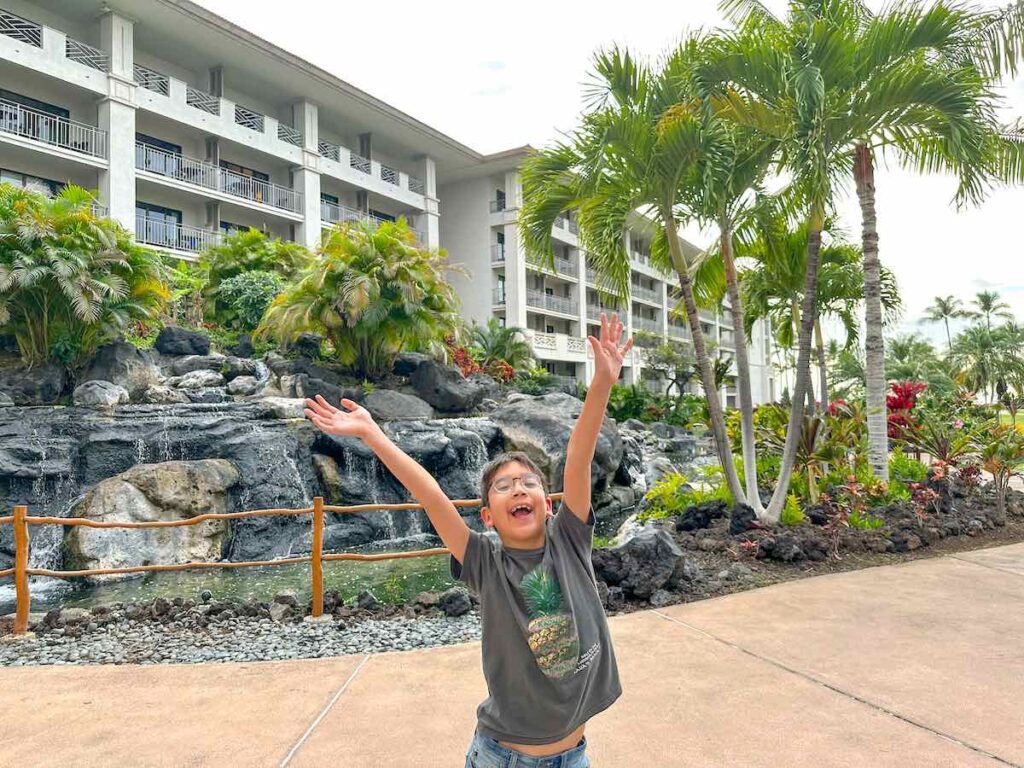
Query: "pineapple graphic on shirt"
520 566 580 680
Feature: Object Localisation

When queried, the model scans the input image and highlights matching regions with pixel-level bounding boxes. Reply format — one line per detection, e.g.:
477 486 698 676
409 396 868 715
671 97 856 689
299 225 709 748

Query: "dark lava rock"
591 528 682 599
227 333 254 358
392 352 430 376
675 500 727 532
757 534 806 562
0 361 66 405
729 504 759 535
439 587 472 617
356 589 380 610
155 326 211 356
80 340 161 399
410 359 486 413
293 333 323 360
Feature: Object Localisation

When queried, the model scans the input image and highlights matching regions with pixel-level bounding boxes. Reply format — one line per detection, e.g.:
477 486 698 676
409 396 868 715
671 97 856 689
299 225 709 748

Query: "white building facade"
0 0 778 403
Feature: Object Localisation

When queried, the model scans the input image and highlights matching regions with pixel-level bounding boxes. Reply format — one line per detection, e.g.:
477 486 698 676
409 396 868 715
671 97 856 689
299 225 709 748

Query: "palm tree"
885 333 953 393
0 183 167 365
950 323 1024 402
470 316 534 371
518 47 753 506
259 219 467 380
922 295 966 351
969 290 1014 331
721 0 1024 487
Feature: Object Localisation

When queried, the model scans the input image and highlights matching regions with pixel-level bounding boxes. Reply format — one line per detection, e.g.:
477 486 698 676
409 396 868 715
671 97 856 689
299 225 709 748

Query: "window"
0 89 69 118
136 202 182 248
0 90 70 145
370 209 396 223
496 189 506 209
219 220 251 235
545 287 553 296
1 168 62 196
320 193 339 206
136 133 182 176
546 324 555 334
219 160 269 182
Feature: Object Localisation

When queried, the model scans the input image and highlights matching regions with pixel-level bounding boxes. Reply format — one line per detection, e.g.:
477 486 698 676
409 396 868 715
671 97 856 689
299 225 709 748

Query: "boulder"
439 587 472 616
72 380 129 409
226 376 260 396
65 459 239 582
362 389 433 421
293 375 347 406
222 357 260 380
154 326 210 356
675 500 727 532
185 388 229 404
489 392 623 491
258 397 307 419
728 504 759 535
392 352 430 376
0 361 66 405
591 528 683 599
410 359 486 413
80 340 161 399
226 334 254 358
0 392 13 407
170 354 226 376
175 370 225 389
140 385 190 405
292 333 323 359
466 372 503 402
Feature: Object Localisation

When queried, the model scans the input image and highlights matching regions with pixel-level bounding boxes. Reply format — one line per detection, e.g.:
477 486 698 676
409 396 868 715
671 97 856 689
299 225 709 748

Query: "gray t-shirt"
450 498 622 745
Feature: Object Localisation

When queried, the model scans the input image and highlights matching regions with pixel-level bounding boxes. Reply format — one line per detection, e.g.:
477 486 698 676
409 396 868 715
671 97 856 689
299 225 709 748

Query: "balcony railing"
554 216 568 230
492 287 506 305
408 175 425 195
234 104 265 132
586 304 623 322
568 219 579 234
135 142 302 213
135 215 220 255
0 98 108 158
526 290 577 316
320 200 367 226
631 284 661 303
491 244 505 262
0 9 42 46
186 86 220 116
318 140 340 162
380 164 399 186
350 152 371 175
668 324 689 340
65 37 108 72
632 316 662 332
133 64 170 96
526 254 578 277
277 124 302 147
489 199 506 213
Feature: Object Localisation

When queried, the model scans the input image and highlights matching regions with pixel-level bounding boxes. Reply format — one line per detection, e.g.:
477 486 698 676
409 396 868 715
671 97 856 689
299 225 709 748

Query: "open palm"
589 312 633 386
303 395 377 439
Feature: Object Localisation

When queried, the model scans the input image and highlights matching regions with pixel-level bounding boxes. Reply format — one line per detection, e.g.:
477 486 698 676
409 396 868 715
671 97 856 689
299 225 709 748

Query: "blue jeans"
463 730 591 768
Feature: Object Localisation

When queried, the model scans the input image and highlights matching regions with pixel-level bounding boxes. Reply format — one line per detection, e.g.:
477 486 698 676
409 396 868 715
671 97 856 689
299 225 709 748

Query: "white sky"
196 0 1024 347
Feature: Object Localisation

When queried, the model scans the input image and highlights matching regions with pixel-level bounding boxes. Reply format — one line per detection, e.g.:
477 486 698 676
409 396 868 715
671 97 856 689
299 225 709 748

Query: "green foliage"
889 452 928 484
199 228 310 328
637 468 733 523
468 316 535 372
214 270 284 332
510 366 556 395
259 219 466 380
0 183 168 365
607 383 654 422
162 258 205 328
593 534 613 548
780 494 805 526
848 508 885 530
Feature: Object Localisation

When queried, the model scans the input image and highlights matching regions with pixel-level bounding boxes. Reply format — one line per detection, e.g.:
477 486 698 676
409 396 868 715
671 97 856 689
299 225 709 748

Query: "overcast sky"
196 0 1024 347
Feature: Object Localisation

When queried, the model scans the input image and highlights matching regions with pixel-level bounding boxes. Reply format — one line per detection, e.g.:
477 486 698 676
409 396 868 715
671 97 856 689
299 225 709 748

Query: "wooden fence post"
13 505 29 634
311 497 324 618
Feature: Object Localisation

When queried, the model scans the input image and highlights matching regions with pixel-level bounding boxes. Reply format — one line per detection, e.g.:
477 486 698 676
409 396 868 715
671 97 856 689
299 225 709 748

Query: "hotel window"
136 202 182 248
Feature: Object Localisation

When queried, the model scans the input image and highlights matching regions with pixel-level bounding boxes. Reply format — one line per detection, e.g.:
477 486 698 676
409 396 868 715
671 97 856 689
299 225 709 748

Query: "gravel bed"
0 610 482 666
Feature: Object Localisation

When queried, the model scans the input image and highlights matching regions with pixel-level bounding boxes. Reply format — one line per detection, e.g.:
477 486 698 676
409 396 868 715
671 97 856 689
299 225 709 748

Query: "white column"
575 247 587 383
420 156 440 249
293 101 322 250
99 12 136 232
505 222 528 329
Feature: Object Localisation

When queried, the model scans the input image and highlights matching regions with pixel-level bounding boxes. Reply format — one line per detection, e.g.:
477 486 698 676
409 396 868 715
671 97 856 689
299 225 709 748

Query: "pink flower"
953 419 964 429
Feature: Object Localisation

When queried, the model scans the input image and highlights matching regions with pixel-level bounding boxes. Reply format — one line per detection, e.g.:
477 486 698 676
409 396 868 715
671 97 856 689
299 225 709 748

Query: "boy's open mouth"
510 502 533 519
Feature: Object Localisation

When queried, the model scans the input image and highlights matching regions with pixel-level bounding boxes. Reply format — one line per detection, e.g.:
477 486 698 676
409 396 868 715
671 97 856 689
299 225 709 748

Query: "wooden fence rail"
1 492 564 634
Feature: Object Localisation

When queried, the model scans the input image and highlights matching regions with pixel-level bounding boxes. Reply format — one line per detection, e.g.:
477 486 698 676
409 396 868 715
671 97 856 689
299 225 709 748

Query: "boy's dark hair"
479 451 546 508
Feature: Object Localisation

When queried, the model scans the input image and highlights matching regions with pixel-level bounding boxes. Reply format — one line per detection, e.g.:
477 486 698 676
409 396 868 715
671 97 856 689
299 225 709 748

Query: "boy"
304 312 633 767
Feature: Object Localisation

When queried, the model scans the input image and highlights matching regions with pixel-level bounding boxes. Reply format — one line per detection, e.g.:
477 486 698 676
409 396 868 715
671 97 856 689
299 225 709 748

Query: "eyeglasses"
489 472 543 495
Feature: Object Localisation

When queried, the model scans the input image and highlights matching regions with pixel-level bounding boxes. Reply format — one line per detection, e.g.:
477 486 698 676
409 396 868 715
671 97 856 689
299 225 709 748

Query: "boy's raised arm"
563 312 633 522
304 396 471 563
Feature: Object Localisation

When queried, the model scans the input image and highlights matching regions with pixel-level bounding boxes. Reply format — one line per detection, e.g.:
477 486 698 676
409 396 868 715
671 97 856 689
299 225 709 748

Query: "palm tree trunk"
765 215 824 522
661 210 746 506
814 318 829 407
720 217 764 517
854 143 889 484
944 318 952 353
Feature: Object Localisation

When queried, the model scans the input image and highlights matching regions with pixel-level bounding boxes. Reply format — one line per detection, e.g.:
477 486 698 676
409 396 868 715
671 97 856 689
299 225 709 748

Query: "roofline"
156 0 485 162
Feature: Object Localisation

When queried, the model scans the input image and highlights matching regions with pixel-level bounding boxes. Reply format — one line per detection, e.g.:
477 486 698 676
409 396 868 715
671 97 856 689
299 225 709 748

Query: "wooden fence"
0 492 564 635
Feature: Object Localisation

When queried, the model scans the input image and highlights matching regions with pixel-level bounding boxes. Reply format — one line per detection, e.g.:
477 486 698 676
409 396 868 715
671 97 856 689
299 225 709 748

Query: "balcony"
586 304 624 322
491 244 505 262
135 142 302 214
135 215 220 257
320 200 425 243
234 104 265 133
526 290 578 316
489 199 506 213
632 316 662 333
65 37 107 72
630 284 661 304
0 98 107 159
526 253 577 278
134 64 170 96
523 330 587 360
186 86 220 115
0 9 41 46
668 324 690 341
492 287 506 305
277 123 302 147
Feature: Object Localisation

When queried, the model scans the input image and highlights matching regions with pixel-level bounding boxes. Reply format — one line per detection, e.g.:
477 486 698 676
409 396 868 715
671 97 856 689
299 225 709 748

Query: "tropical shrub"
200 228 310 327
980 424 1024 522
215 270 284 332
510 366 556 395
780 494 805 526
637 469 732 523
888 452 928 484
0 183 167 365
259 219 466 380
886 381 926 440
468 316 534 372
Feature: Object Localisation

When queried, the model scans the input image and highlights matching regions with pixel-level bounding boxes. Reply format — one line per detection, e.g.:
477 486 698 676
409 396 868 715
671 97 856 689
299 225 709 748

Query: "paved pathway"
1 543 1022 767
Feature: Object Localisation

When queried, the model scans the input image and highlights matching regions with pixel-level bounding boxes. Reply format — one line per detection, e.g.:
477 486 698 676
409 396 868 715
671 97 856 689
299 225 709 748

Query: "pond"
0 536 459 614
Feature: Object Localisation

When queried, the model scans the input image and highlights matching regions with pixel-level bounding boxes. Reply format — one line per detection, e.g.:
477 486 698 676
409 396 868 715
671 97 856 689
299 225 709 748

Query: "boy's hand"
588 311 633 387
304 395 379 440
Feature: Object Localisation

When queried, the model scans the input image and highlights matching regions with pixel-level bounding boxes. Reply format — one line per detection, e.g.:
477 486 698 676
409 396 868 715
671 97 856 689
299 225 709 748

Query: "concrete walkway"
1 543 1022 768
